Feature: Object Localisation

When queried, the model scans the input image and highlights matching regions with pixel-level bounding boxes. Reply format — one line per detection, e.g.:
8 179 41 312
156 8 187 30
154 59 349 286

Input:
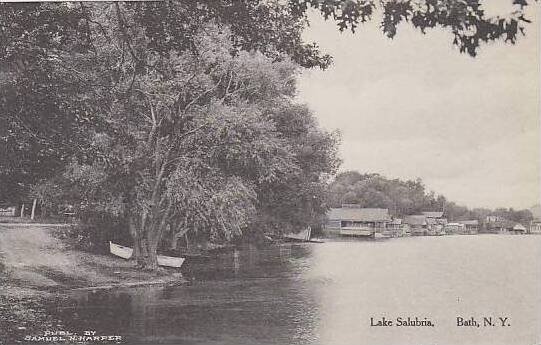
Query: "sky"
297 2 540 210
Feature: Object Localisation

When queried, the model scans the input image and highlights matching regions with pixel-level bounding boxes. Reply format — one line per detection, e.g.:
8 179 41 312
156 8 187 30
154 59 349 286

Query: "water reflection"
52 244 319 345
50 237 541 345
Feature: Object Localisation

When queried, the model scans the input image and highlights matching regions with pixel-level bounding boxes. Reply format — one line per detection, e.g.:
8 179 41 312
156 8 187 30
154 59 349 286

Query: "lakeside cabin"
324 206 391 237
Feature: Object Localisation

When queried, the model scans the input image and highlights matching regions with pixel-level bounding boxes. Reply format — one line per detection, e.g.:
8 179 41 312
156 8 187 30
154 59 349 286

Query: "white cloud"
297 4 540 209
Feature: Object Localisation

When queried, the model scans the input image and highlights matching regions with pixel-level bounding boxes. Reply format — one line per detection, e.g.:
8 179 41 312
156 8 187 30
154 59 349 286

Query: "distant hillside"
328 171 534 224
328 171 450 218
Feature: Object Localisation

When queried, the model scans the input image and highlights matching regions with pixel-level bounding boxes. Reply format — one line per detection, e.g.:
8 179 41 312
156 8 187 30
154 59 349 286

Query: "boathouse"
324 206 391 237
529 205 541 234
457 220 479 234
444 222 463 234
511 223 527 234
486 219 514 234
403 215 428 236
530 219 541 234
384 218 407 237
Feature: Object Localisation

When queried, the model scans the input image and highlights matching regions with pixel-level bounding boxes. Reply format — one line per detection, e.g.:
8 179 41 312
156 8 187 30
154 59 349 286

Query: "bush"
54 211 131 254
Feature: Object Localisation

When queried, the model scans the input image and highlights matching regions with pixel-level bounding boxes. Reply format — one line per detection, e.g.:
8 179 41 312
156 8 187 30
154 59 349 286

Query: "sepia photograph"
0 1 539 344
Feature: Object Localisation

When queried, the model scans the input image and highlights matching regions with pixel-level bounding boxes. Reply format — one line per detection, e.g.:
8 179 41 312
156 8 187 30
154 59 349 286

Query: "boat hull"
157 255 185 268
284 227 312 242
109 241 133 259
109 242 185 268
339 228 373 237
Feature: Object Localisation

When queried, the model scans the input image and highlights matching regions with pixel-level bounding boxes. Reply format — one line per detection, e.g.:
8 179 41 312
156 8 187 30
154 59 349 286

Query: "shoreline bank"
0 224 186 344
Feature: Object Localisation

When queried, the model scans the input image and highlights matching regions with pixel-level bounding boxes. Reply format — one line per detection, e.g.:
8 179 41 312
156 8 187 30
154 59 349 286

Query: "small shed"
0 206 17 217
512 224 527 233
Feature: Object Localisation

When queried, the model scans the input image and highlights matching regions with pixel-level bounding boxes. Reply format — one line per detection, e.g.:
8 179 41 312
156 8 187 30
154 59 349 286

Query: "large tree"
4 3 336 268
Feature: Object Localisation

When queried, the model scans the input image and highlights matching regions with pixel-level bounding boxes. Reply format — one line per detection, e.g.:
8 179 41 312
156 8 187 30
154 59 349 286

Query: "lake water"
51 235 541 345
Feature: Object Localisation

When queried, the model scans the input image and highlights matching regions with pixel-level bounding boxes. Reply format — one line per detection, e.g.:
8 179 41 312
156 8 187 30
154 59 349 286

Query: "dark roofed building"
327 208 391 223
422 211 444 218
403 215 427 226
486 219 515 234
324 207 391 237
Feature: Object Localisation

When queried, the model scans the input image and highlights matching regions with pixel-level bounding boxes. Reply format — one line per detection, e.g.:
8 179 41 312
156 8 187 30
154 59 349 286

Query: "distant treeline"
327 171 533 224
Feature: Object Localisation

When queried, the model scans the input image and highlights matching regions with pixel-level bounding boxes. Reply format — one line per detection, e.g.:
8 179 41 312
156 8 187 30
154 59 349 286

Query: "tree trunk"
145 229 160 270
31 199 37 220
129 214 147 267
129 205 171 270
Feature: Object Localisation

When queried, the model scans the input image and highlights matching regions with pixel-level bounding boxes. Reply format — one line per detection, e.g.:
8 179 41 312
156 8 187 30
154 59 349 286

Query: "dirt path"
0 224 80 291
0 224 178 295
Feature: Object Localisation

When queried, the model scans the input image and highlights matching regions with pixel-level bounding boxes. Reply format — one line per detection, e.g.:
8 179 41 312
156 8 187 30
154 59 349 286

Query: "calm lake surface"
52 235 541 345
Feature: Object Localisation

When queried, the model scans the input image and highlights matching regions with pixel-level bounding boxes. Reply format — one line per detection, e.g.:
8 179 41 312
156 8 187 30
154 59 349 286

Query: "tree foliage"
328 171 443 215
1 0 536 203
254 104 340 234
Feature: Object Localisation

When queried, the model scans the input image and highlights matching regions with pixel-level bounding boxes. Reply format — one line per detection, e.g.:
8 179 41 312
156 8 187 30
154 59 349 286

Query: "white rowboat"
109 242 185 268
284 227 311 242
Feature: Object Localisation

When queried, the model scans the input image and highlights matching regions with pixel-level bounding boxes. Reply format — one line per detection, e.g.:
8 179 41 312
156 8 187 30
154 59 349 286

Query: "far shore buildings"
323 205 532 238
324 206 448 237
